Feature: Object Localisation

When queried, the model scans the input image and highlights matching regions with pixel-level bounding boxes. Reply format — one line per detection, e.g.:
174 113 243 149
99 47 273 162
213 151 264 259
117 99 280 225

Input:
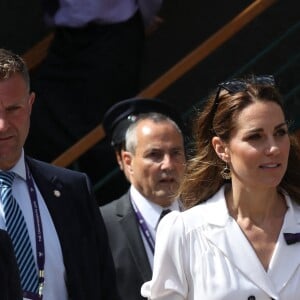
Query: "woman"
141 75 300 299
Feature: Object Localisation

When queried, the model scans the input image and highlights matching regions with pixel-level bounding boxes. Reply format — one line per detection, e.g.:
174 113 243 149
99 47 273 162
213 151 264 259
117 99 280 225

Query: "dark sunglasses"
218 74 275 94
209 75 275 134
212 74 275 113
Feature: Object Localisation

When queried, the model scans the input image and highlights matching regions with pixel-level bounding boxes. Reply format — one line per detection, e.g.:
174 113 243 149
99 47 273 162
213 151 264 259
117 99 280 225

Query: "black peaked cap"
102 98 184 147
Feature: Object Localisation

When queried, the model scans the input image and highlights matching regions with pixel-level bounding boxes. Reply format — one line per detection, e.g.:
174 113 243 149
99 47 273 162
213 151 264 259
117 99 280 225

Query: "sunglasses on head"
218 74 275 94
212 74 275 111
209 75 275 134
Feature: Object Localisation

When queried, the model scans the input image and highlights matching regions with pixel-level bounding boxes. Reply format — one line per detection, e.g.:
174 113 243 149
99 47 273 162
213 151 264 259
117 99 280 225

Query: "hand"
145 16 164 36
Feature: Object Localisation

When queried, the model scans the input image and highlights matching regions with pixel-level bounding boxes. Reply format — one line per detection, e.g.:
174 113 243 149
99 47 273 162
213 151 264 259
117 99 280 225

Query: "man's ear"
211 136 229 162
122 151 133 174
28 92 35 114
115 150 124 171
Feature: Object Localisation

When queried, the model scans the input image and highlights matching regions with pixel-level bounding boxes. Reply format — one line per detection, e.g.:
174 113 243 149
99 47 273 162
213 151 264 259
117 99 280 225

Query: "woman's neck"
225 184 287 225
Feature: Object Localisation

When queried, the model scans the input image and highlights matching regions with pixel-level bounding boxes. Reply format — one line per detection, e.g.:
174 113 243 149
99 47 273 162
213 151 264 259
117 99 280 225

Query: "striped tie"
0 171 38 294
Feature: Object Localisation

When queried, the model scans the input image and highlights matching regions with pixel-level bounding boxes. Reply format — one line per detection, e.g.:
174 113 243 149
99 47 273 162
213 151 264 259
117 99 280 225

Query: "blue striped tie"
0 171 38 294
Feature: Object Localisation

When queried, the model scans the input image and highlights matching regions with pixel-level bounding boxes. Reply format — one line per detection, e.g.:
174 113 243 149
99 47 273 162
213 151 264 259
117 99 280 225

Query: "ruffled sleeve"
141 211 188 300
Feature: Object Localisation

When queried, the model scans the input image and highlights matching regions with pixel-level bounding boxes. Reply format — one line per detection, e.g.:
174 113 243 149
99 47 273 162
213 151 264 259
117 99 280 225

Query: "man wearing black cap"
102 97 185 182
101 98 186 300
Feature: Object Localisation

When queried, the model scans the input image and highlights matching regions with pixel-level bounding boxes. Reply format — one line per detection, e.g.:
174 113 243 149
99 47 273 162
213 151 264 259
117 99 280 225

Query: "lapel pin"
53 190 61 197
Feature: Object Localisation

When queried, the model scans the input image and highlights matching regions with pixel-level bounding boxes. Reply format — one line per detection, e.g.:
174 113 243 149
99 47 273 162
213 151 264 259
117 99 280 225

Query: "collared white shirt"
130 185 181 268
141 185 300 299
46 0 163 28
0 150 67 300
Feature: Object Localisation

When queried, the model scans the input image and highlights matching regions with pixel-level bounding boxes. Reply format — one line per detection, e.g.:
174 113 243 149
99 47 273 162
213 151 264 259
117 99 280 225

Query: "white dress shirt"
130 185 180 268
0 150 67 300
46 0 163 28
141 185 300 299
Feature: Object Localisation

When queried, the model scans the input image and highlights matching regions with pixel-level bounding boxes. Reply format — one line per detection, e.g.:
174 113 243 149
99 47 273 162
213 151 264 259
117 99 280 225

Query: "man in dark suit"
101 98 186 299
0 229 22 300
0 48 119 299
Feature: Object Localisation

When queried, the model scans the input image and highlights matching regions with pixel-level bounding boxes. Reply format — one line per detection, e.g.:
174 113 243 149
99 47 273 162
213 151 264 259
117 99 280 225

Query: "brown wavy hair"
179 75 300 209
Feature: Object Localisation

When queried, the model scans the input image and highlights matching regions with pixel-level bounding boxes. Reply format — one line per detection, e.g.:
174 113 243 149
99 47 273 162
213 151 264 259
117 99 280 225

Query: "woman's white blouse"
141 186 300 300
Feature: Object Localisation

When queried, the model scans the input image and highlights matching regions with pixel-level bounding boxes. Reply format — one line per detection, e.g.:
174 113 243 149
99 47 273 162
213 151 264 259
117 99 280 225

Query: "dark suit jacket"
100 191 152 300
26 157 119 300
0 229 22 300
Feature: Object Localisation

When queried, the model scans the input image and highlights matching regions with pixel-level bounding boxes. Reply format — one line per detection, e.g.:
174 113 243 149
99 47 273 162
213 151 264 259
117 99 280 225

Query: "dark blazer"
0 229 22 300
100 191 152 300
26 157 119 300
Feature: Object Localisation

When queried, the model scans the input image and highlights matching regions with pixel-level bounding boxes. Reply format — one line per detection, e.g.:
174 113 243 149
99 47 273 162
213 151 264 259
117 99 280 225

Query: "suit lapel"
116 195 152 281
26 157 62 203
26 158 66 212
25 157 74 251
202 187 277 298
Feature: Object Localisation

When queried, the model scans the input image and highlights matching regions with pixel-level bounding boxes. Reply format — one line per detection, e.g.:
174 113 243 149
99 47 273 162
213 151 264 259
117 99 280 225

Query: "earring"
220 163 231 180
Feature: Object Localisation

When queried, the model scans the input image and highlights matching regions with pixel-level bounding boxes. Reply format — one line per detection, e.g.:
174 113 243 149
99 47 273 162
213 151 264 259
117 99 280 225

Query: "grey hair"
125 112 182 154
0 48 30 91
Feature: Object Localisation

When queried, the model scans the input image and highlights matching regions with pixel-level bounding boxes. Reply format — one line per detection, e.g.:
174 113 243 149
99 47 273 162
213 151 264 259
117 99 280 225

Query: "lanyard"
23 164 45 300
131 200 155 254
